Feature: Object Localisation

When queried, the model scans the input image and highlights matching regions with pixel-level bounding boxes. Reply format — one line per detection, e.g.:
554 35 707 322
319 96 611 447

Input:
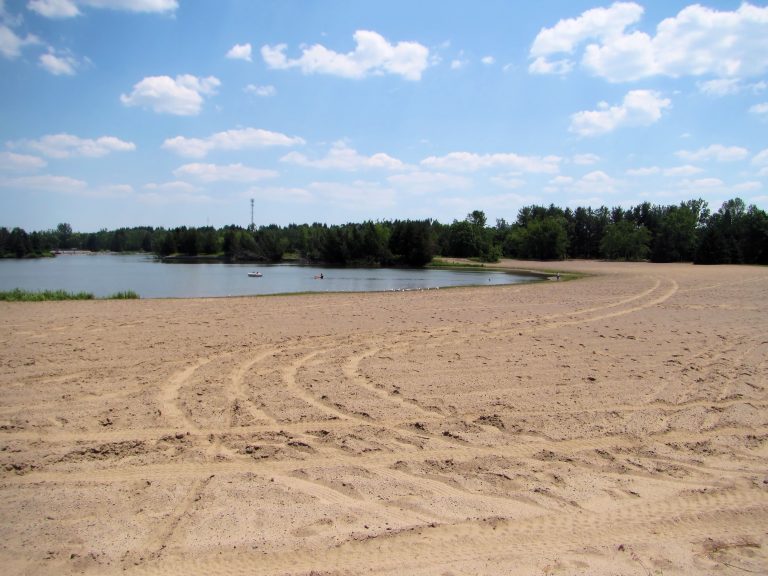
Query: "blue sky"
1 0 767 232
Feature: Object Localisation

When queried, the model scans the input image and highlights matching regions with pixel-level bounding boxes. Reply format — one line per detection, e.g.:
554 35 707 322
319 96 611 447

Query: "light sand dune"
1 260 767 575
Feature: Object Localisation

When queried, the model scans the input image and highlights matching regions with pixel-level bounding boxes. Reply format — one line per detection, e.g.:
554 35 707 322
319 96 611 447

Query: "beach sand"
1 259 767 575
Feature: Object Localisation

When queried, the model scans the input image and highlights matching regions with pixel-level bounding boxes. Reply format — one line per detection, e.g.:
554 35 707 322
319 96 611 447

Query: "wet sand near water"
1 259 767 575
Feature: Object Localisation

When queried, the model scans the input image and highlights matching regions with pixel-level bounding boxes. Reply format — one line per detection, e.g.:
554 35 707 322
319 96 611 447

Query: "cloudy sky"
1 0 767 232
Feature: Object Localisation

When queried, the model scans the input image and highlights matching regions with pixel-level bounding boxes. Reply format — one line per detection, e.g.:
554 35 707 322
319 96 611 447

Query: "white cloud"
528 56 572 75
733 181 762 192
420 151 561 173
481 55 495 65
626 166 660 176
120 74 220 116
679 177 724 189
143 181 202 194
490 174 526 189
244 84 275 97
39 51 77 75
309 180 396 208
530 3 768 82
698 78 742 97
0 151 46 171
569 90 671 136
248 186 313 204
664 165 704 177
27 0 79 17
262 30 430 81
450 59 465 70
675 144 749 163
281 142 406 171
28 0 177 18
0 23 39 59
572 153 600 165
0 174 87 193
0 170 134 198
162 127 305 158
226 42 252 62
752 148 768 166
10 133 135 158
750 102 768 118
173 163 278 183
387 171 472 194
575 170 620 194
548 170 620 195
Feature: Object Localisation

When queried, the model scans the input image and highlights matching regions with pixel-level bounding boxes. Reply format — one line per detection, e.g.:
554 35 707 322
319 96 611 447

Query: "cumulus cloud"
262 30 430 81
162 127 305 158
530 2 768 82
489 175 526 189
572 153 600 165
39 51 77 75
0 23 39 59
244 84 276 97
0 151 47 171
10 133 135 158
28 0 177 18
664 165 704 177
626 166 660 176
569 90 671 136
0 174 87 193
481 55 495 65
309 180 396 209
143 181 201 194
281 142 406 171
420 151 561 173
675 144 749 163
387 171 472 194
173 163 278 183
698 78 742 97
226 42 252 62
120 75 220 116
752 148 768 166
249 186 313 204
547 170 621 195
750 102 768 118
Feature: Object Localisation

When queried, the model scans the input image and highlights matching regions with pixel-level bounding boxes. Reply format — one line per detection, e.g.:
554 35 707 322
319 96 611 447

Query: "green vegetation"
0 289 140 301
429 258 486 268
3 197 766 265
108 290 140 299
0 289 94 301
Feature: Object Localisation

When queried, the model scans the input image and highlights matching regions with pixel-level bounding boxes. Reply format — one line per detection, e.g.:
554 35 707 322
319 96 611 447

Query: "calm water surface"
0 254 538 298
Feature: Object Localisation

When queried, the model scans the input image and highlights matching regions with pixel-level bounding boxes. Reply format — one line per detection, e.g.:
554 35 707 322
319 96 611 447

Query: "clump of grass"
108 290 140 299
429 258 486 269
0 288 94 301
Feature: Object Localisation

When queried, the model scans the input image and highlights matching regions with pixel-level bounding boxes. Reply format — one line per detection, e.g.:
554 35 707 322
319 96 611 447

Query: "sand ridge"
1 260 767 575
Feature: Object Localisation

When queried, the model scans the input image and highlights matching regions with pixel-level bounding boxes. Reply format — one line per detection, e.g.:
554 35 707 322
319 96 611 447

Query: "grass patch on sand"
428 258 486 269
0 288 141 301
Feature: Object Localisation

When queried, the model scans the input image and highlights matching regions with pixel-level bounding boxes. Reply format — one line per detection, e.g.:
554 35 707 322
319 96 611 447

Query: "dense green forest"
2 197 767 265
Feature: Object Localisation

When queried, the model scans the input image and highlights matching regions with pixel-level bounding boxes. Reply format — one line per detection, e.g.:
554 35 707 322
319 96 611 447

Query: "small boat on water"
247 271 263 277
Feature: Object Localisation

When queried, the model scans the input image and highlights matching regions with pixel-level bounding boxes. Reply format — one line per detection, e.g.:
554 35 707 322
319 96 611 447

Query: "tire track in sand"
158 359 211 432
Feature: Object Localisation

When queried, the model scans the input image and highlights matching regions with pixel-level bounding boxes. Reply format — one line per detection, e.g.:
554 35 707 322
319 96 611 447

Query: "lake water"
0 254 538 298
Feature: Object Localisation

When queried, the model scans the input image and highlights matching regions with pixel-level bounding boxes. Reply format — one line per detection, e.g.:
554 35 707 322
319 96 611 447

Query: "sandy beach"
1 259 766 575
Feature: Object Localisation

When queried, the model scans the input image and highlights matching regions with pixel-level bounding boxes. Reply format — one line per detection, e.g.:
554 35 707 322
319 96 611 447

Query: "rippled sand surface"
1 260 767 575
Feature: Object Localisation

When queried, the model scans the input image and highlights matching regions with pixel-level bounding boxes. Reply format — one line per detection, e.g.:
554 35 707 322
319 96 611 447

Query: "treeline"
2 197 766 265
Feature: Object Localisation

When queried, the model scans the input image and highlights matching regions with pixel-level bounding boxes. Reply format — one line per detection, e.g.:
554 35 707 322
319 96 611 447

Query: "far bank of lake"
0 254 539 299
